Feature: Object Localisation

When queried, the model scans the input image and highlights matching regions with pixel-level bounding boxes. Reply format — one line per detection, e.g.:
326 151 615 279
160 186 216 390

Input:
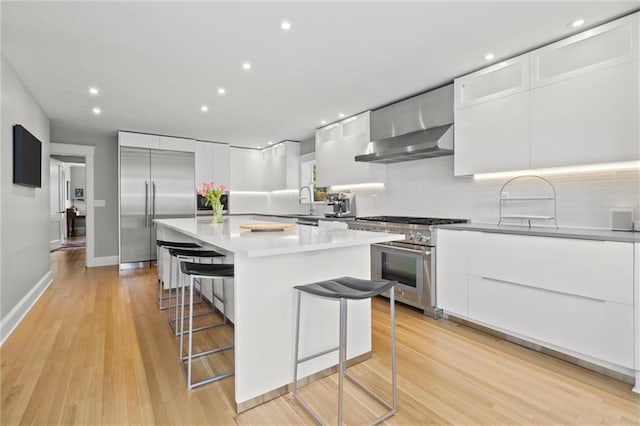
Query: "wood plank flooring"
1 248 639 425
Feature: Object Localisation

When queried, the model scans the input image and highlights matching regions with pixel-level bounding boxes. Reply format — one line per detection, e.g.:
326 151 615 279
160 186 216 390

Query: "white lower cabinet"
436 229 635 370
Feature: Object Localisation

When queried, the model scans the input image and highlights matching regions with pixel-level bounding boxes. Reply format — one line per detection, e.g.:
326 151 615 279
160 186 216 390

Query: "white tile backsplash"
356 156 640 229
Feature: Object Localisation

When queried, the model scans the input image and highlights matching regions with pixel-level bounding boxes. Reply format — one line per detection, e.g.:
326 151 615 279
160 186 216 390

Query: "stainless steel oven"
349 216 468 318
371 241 432 314
197 193 229 212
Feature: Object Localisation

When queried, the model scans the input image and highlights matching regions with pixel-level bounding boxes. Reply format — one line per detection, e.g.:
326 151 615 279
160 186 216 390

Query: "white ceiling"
2 1 638 148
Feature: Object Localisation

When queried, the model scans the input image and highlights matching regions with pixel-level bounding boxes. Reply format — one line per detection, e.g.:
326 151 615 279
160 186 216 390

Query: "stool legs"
293 291 397 425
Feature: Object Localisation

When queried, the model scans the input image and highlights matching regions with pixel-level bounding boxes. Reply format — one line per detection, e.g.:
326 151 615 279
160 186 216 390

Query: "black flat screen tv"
13 124 42 188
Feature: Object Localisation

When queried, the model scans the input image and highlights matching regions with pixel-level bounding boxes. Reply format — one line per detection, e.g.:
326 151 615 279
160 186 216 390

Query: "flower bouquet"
197 182 226 223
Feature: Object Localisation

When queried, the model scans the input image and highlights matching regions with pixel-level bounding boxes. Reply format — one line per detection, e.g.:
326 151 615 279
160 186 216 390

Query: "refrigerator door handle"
152 181 157 227
145 181 149 227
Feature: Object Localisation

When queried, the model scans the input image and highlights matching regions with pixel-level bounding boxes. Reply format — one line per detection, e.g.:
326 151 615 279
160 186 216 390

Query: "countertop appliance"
348 216 468 318
120 147 195 269
197 193 229 212
355 84 454 164
325 192 356 218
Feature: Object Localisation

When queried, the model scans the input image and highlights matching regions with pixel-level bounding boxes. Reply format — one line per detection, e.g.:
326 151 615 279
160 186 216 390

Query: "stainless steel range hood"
355 84 454 164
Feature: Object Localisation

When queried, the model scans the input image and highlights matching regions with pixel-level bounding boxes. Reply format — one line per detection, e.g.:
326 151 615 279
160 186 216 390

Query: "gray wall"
1 54 51 319
299 136 315 155
51 126 119 258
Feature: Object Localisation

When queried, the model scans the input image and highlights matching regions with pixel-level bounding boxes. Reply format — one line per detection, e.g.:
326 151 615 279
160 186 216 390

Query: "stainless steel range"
348 216 468 318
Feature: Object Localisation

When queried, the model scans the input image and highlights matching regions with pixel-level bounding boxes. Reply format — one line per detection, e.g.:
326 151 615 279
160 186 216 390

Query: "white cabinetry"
316 111 385 187
260 141 300 191
118 131 196 152
195 141 230 187
230 148 262 191
436 229 635 370
453 12 640 176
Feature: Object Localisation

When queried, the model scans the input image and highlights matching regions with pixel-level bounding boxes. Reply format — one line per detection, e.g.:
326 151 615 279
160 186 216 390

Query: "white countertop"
155 216 401 258
436 223 640 243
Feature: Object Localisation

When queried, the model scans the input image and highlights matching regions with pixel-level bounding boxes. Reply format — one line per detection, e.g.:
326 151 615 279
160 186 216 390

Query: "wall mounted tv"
13 124 42 188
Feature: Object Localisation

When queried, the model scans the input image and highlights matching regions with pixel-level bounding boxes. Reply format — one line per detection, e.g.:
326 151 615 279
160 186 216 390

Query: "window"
300 158 327 202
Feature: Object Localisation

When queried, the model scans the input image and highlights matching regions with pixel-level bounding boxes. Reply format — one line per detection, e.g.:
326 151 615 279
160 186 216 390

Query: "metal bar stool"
168 247 226 335
156 240 201 310
293 276 397 425
179 261 235 389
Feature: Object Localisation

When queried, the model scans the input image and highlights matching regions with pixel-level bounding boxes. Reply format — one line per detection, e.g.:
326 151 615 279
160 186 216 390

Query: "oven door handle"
372 242 430 255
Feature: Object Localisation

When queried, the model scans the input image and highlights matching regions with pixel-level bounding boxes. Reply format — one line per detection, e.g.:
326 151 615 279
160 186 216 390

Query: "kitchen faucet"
298 186 314 216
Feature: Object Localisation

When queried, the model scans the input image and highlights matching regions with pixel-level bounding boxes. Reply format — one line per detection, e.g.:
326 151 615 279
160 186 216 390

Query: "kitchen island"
155 216 400 412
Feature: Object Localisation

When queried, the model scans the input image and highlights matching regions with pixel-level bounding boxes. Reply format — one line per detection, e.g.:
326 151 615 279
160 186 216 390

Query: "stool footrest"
189 371 235 389
181 343 234 361
297 346 339 364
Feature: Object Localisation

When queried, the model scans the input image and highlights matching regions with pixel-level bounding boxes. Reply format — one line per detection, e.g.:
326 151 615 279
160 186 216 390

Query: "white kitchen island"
155 216 400 412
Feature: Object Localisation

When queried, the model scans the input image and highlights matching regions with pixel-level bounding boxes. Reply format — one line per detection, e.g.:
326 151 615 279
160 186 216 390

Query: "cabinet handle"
145 181 149 228
480 276 607 303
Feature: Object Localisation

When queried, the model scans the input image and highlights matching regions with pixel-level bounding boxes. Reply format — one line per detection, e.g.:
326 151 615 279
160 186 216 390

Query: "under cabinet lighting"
329 182 385 193
272 189 299 195
473 161 640 180
571 18 585 28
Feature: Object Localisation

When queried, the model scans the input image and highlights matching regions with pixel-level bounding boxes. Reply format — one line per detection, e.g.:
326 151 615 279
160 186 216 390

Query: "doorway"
49 143 96 268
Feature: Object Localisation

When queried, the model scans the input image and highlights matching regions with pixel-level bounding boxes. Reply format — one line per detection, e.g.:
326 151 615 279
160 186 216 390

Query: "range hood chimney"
355 84 454 164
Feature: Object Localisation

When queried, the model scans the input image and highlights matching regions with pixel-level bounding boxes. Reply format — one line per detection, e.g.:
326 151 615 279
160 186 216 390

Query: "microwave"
197 193 229 212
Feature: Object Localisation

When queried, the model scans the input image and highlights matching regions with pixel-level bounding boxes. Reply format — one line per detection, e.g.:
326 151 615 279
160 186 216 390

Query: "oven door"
371 242 431 311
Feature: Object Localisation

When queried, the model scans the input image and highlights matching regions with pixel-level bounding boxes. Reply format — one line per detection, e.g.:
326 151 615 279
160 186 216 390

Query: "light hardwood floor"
1 248 639 425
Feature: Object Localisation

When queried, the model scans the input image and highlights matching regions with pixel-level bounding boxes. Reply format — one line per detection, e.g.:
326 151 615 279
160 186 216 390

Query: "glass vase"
212 198 224 223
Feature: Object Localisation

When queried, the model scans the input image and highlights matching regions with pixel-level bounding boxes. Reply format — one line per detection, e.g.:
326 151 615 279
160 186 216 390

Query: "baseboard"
0 270 53 346
88 255 119 267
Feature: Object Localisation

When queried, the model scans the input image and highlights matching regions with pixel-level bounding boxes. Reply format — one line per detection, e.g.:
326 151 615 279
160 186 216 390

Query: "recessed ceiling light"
484 53 495 61
92 107 101 115
88 87 99 95
571 18 585 28
268 141 273 145
321 120 327 125
281 20 292 31
338 113 345 118
201 105 209 112
257 146 261 149
242 62 252 71
217 87 226 95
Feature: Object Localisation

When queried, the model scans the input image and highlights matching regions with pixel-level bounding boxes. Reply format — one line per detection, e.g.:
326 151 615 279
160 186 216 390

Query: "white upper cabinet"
118 131 195 152
230 147 245 190
316 111 385 187
195 141 230 188
530 14 639 88
454 91 530 175
454 54 530 109
260 141 300 191
454 12 640 175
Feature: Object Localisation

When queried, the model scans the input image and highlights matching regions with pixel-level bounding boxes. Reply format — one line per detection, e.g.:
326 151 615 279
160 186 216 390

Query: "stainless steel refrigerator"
120 147 195 267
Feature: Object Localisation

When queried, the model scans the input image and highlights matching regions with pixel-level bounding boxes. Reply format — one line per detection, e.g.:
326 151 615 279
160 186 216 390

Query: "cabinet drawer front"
473 233 633 305
468 275 634 368
531 14 639 88
455 55 529 109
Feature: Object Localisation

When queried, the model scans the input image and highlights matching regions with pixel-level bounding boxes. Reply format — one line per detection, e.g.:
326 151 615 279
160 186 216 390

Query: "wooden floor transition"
1 248 639 425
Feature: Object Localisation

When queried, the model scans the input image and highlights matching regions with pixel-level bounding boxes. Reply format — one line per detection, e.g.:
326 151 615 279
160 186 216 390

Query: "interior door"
49 159 65 250
150 150 195 260
120 147 151 264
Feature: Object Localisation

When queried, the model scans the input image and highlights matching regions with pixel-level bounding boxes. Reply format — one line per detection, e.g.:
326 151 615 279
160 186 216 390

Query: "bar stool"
167 247 226 335
179 261 235 389
293 276 397 425
156 240 201 310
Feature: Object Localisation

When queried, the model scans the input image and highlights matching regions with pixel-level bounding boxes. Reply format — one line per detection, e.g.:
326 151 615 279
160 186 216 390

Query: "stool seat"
169 248 225 258
157 240 201 249
294 276 396 300
180 262 235 277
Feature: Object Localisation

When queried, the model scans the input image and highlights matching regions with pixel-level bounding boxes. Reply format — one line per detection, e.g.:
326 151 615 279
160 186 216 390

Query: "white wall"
1 54 52 340
355 155 640 229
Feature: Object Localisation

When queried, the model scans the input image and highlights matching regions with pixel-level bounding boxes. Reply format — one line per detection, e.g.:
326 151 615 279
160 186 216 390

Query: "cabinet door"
530 13 639 89
159 136 195 152
230 147 244 190
284 141 300 189
435 229 473 316
454 54 529 109
195 141 214 186
530 61 640 168
454 91 530 175
315 124 341 187
211 143 230 187
118 131 159 149
243 149 263 191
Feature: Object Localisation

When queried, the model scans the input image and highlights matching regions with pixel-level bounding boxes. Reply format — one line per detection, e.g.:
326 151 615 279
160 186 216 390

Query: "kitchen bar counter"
436 223 640 243
155 216 400 412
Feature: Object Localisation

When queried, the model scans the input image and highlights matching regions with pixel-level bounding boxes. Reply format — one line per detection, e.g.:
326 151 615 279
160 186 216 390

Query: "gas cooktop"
355 216 468 226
